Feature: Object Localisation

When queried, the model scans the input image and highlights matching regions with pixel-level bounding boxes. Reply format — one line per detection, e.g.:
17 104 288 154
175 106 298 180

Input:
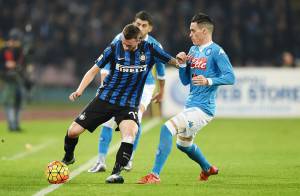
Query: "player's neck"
199 36 212 46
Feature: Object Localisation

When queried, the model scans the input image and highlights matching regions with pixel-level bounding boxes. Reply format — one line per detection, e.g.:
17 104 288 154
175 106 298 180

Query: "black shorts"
74 97 139 132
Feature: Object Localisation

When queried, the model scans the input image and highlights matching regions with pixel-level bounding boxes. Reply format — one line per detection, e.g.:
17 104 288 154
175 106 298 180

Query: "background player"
138 13 235 184
88 11 166 173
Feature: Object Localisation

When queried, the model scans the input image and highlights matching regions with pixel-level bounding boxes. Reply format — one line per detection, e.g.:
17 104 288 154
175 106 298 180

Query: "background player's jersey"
102 33 165 85
95 40 171 108
179 42 235 116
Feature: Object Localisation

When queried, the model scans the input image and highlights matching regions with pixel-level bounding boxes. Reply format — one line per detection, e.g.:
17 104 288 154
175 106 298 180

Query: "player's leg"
176 136 218 181
15 85 23 131
175 108 218 181
106 108 139 183
4 105 14 131
124 84 155 171
138 107 214 184
62 98 113 165
99 118 116 160
88 118 116 172
138 119 175 184
123 106 143 171
62 121 85 165
176 136 210 170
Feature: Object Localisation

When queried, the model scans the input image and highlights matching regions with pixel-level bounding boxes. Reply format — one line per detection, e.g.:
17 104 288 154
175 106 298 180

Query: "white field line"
2 140 56 160
32 117 162 196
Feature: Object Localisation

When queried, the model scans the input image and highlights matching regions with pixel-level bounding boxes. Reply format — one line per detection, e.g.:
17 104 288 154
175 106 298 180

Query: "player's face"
134 18 153 39
189 22 206 45
122 37 141 51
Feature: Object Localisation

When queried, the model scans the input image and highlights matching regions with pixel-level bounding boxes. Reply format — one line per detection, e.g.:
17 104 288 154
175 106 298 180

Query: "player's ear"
148 25 153 33
202 27 207 34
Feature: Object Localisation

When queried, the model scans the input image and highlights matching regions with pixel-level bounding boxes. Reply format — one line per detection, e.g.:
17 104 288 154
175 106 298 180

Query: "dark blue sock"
177 143 211 171
152 125 173 175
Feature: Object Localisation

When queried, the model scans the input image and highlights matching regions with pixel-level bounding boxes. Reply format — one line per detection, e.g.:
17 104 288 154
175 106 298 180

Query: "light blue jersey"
179 42 235 116
103 33 165 85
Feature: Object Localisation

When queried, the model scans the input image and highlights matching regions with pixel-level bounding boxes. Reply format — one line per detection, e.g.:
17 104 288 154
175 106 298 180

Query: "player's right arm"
69 45 114 101
176 52 191 85
69 65 100 101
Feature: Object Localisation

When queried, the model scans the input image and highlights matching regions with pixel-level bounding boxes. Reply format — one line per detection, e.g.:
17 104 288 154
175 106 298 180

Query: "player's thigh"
140 84 156 111
167 107 213 137
115 107 139 138
75 98 114 133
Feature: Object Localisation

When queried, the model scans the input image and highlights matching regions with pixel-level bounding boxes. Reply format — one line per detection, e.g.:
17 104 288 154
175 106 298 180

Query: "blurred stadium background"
1 0 300 115
0 1 300 196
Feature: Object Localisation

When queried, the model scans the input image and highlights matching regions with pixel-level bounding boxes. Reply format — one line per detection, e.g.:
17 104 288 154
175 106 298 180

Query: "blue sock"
98 126 113 155
176 143 211 171
152 125 173 176
133 125 141 151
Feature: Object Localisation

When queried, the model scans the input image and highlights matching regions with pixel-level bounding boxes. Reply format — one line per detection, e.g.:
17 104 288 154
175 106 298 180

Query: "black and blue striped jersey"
95 39 172 108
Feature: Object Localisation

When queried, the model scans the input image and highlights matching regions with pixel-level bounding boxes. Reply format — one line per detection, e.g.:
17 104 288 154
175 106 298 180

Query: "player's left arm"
151 43 179 68
192 49 235 86
208 48 235 86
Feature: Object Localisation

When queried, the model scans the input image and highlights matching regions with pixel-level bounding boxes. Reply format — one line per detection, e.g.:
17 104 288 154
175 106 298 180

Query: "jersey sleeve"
209 48 235 86
95 45 114 69
155 61 166 80
178 47 193 85
179 65 191 85
100 33 121 73
150 43 172 64
153 42 166 80
101 63 111 74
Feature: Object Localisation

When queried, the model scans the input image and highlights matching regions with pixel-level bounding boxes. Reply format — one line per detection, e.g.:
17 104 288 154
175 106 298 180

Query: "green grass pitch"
0 118 300 196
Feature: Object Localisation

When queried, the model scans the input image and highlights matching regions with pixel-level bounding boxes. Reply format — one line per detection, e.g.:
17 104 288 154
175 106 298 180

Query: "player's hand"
176 52 187 64
151 92 164 103
192 75 208 85
69 91 81 101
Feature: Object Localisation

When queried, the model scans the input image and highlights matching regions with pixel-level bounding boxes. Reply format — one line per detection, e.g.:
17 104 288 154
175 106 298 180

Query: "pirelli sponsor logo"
116 63 147 73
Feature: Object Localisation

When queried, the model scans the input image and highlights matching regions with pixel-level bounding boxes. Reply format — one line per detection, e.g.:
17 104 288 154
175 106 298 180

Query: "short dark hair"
122 24 141 40
191 13 213 24
135 10 153 26
191 13 214 32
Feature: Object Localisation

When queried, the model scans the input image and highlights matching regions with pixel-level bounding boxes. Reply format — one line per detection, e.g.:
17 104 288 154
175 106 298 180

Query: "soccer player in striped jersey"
88 11 166 173
138 13 235 184
61 24 179 184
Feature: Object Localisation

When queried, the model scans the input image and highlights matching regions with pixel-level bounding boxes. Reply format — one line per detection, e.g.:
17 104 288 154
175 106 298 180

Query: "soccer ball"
45 160 69 184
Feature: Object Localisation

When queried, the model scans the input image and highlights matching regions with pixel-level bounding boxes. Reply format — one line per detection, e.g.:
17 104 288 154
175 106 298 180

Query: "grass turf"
0 118 300 196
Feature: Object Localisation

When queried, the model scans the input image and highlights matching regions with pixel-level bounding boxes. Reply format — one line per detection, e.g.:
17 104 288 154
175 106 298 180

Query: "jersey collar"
144 34 149 41
198 41 213 52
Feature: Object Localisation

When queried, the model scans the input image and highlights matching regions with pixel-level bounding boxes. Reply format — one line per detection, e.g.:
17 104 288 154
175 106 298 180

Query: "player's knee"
164 120 177 136
67 122 82 138
67 128 78 138
122 135 135 144
176 135 193 149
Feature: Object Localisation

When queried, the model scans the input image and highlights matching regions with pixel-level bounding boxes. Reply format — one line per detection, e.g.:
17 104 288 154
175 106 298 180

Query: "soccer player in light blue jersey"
139 13 235 184
88 11 166 173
